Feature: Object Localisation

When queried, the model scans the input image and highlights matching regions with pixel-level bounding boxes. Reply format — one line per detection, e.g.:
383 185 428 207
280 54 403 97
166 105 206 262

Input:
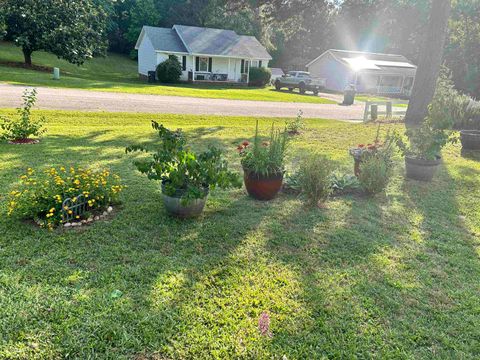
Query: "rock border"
63 206 114 229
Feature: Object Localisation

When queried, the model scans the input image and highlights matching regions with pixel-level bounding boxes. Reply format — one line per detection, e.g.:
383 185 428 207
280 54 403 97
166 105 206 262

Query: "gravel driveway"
0 83 365 121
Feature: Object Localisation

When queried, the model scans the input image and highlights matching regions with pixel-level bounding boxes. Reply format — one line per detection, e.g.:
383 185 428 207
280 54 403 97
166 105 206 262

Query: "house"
135 25 272 83
306 49 417 97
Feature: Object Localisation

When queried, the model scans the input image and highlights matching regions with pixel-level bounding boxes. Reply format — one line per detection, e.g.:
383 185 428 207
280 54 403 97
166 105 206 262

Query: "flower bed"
7 166 125 230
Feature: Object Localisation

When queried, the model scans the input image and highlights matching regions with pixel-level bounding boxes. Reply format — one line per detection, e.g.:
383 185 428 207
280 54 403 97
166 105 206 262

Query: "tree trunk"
23 48 33 66
404 0 451 126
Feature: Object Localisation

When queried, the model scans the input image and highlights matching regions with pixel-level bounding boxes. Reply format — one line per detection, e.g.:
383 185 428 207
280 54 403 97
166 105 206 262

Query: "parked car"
275 71 326 95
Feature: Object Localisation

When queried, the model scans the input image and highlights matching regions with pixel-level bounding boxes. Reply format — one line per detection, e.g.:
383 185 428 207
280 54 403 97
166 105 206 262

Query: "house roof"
307 49 416 71
137 26 187 53
136 25 271 60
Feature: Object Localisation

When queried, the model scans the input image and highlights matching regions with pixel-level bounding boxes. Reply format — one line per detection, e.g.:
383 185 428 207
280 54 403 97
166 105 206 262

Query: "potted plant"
457 99 480 151
0 88 46 144
238 121 288 200
126 121 240 218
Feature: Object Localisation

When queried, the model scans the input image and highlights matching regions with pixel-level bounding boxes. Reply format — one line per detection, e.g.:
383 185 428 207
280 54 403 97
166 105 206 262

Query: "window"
259 60 262 67
182 56 186 71
251 60 259 68
199 57 209 72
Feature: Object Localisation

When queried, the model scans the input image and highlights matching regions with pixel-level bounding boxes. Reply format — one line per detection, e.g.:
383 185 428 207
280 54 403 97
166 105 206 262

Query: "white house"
306 49 417 97
135 25 272 83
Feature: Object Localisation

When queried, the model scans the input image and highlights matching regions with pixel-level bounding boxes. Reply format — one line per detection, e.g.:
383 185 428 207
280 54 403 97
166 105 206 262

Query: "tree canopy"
2 0 108 65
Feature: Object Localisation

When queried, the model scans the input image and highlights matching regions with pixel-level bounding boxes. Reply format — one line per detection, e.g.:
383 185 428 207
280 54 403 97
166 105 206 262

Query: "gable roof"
135 26 187 53
307 49 416 71
136 25 271 60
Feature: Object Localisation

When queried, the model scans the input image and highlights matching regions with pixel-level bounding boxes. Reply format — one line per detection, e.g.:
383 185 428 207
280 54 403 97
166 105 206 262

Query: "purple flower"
258 311 272 337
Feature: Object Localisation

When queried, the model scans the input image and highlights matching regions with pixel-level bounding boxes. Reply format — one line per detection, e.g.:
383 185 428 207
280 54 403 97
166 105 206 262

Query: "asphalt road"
0 83 365 120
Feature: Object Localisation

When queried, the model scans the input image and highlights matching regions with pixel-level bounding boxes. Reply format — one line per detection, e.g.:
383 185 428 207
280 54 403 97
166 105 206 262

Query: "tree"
2 0 108 66
405 0 452 126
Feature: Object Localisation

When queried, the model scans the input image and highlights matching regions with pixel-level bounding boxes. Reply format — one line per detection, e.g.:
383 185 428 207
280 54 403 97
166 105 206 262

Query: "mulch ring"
0 61 54 73
8 138 40 145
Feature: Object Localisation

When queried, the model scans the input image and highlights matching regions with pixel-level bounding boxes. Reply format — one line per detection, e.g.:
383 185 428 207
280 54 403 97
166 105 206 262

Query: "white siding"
137 35 157 76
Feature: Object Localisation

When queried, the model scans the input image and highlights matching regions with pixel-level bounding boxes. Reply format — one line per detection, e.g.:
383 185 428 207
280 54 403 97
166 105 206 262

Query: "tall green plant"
238 120 288 177
0 88 46 141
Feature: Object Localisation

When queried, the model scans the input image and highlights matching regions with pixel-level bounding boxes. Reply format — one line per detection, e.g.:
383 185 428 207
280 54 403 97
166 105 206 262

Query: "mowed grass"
0 42 335 104
1 110 480 359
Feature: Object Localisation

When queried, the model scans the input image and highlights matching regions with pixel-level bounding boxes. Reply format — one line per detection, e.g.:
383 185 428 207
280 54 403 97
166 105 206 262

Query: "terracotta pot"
161 183 208 218
243 170 283 200
460 130 480 150
405 156 441 182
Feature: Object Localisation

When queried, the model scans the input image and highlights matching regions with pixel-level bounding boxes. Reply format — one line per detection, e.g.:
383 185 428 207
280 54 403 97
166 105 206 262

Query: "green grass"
1 110 480 359
355 94 409 108
0 42 335 104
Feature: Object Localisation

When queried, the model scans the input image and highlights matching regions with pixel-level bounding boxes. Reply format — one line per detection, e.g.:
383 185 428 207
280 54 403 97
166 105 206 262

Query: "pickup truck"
274 71 326 95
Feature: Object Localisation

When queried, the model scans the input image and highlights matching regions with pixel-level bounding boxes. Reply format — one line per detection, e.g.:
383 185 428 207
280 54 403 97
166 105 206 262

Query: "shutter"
241 59 245 74
208 57 212 72
259 60 262 68
195 57 199 71
182 56 186 71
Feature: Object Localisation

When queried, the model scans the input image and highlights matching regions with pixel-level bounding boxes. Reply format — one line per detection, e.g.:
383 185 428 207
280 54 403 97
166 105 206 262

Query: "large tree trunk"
405 0 451 126
23 48 33 66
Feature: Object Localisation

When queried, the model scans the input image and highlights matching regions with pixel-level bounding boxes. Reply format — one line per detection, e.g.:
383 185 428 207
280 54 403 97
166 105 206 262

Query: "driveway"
0 83 365 121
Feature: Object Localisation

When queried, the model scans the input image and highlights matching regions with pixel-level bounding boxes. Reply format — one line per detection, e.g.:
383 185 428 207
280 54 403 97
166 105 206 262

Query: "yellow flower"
49 208 55 213
60 167 66 172
68 210 73 215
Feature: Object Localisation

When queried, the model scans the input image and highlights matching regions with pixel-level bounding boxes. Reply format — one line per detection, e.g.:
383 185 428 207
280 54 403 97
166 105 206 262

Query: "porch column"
246 60 250 84
192 55 195 82
227 58 230 81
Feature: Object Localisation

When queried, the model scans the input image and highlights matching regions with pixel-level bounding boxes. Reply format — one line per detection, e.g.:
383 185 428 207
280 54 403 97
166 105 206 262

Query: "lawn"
1 110 480 359
0 42 335 104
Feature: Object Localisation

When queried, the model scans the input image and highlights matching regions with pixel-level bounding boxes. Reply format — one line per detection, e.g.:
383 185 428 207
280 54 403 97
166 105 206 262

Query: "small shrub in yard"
330 173 360 195
248 67 271 87
7 166 125 230
358 154 392 194
0 88 46 143
286 110 305 135
156 55 182 83
297 153 335 206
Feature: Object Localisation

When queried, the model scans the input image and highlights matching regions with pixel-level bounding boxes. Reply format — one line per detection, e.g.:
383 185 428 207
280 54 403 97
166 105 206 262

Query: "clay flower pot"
243 169 283 201
405 156 441 182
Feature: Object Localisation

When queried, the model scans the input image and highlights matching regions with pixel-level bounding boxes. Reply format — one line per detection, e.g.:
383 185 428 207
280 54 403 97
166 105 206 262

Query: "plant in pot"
238 121 288 200
393 71 459 182
0 88 46 144
126 121 240 218
458 99 480 151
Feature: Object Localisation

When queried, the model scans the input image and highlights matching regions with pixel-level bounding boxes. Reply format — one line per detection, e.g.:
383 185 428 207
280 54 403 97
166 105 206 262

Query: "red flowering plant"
237 120 287 177
349 125 393 162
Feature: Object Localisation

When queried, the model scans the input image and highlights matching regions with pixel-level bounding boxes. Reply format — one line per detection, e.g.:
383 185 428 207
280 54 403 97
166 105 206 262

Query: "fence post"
363 101 370 122
371 104 378 121
386 101 392 118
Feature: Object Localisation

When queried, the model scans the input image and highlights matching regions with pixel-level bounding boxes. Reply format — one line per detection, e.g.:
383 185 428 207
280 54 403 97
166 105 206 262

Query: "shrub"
330 173 360 195
297 153 334 206
238 120 288 177
358 155 392 194
126 121 240 203
248 67 271 87
0 88 46 141
286 110 305 135
156 55 182 83
7 166 125 230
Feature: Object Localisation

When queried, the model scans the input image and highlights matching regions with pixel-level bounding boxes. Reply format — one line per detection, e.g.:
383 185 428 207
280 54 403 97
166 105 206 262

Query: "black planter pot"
460 130 480 150
405 156 441 182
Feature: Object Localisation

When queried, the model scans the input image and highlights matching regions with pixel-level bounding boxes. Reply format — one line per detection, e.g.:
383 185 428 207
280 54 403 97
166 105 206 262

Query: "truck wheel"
299 83 306 94
313 89 319 96
275 80 282 91
288 88 294 92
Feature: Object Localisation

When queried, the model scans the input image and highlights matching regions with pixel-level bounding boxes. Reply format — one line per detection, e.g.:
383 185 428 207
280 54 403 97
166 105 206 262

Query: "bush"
126 121 240 203
286 110 305 135
248 67 271 87
297 153 334 206
358 155 391 194
156 55 182 83
7 166 125 230
0 88 46 141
